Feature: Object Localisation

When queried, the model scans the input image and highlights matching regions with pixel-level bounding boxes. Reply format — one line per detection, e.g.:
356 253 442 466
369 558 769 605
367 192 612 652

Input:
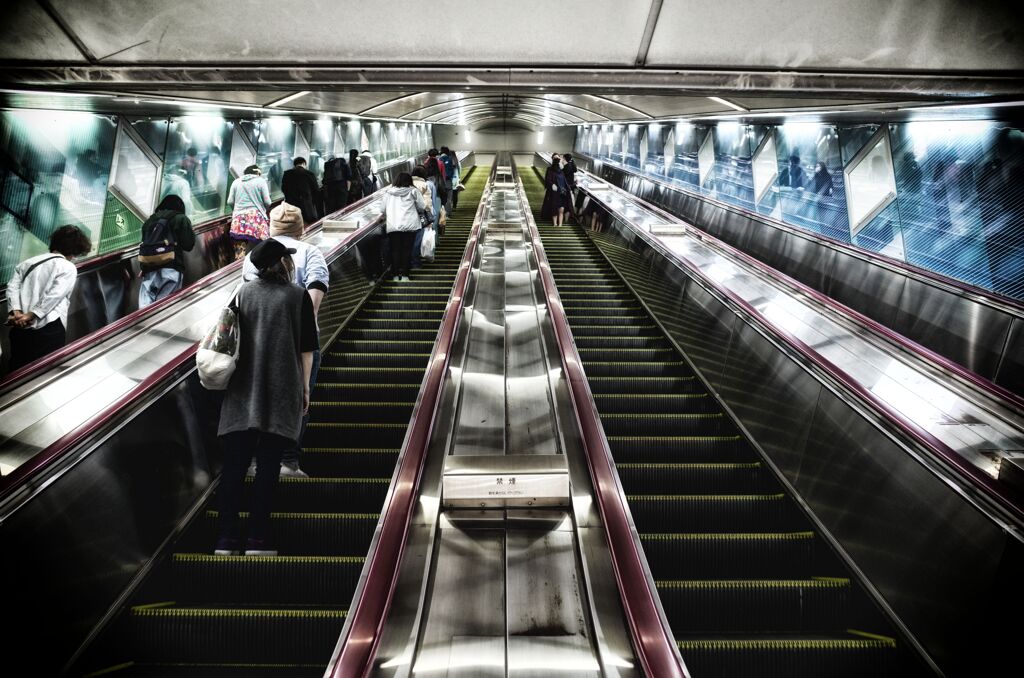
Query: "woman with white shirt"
5 225 91 371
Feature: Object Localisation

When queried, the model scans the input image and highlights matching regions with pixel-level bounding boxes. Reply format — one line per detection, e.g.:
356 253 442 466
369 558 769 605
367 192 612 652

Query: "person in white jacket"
5 225 91 371
382 172 427 282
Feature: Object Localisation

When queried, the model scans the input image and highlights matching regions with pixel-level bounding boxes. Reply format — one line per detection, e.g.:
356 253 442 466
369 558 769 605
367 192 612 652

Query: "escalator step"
656 578 852 634
185 512 379 556
626 493 802 531
563 324 662 337
247 477 389 513
600 412 727 436
607 435 751 463
617 462 767 494
84 663 324 678
675 636 897 678
582 361 691 377
586 376 701 394
577 347 677 361
312 383 421 401
593 393 717 413
127 606 346 664
640 532 816 580
574 336 673 349
304 422 408 448
167 554 364 605
301 448 399 477
307 401 413 423
320 352 430 368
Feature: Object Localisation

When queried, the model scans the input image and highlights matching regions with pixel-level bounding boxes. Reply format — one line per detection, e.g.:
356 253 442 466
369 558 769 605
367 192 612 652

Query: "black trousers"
217 430 291 542
388 230 416 278
8 319 65 371
323 181 349 214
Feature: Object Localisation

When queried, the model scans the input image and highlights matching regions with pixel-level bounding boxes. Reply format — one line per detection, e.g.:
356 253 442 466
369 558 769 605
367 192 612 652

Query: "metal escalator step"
586 376 700 394
320 352 430 368
357 309 445 320
574 336 673 349
167 554 364 605
626 493 801 531
577 347 676 361
675 635 898 678
300 448 399 477
245 477 390 513
312 383 421 401
188 512 379 556
127 606 346 664
607 434 750 462
304 422 408 448
339 329 439 341
564 324 662 337
656 578 852 634
593 393 716 413
640 532 816 580
307 401 414 423
617 462 766 494
601 413 727 436
349 318 444 329
582 361 692 378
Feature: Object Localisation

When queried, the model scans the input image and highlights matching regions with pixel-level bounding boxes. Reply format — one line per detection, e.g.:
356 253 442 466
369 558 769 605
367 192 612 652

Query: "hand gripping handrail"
515 160 689 677
327 162 494 677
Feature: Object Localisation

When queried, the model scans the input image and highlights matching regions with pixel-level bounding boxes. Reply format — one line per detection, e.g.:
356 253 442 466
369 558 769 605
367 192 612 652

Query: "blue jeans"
281 348 321 467
139 267 183 308
411 227 425 268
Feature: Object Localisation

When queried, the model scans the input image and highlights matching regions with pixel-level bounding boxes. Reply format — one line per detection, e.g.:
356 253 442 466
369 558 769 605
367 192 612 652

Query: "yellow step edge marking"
173 553 365 564
131 607 348 618
655 578 851 589
626 493 785 501
205 511 380 519
617 462 760 469
676 638 896 650
640 531 814 541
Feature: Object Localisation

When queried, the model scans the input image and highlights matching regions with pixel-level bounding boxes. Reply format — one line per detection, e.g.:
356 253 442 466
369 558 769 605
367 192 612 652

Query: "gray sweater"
218 279 313 442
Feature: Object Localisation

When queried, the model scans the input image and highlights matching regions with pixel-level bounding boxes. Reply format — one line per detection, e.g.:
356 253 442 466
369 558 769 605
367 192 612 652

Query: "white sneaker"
279 462 309 478
245 461 257 477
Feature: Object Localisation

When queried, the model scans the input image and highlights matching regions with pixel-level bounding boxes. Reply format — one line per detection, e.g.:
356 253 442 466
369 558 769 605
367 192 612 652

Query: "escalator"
79 168 485 677
521 168 920 678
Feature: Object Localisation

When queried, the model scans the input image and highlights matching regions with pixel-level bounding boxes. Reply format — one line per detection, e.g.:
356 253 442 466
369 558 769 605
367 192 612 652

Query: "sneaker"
279 461 309 478
214 537 241 556
244 538 278 556
245 460 257 477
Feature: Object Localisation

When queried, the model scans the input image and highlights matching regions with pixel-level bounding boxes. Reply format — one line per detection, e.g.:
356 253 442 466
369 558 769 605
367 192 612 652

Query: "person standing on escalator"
242 202 329 478
5 225 92 371
282 157 320 225
137 194 196 308
214 238 318 557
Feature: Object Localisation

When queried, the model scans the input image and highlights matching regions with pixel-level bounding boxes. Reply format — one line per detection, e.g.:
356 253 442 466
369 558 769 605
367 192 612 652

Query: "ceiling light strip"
267 91 311 108
707 96 748 112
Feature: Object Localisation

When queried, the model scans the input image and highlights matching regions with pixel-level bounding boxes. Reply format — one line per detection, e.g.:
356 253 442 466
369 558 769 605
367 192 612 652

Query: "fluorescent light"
708 96 748 112
0 89 114 99
537 131 545 144
268 91 310 108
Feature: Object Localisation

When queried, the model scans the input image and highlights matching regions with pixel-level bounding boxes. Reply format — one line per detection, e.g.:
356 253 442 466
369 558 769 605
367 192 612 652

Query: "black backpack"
139 215 176 270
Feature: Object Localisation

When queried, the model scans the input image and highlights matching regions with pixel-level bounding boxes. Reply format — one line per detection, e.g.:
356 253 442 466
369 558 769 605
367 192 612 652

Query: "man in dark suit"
281 157 320 224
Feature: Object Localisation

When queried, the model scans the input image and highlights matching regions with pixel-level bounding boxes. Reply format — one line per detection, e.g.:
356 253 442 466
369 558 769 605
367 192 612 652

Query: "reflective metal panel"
997 318 1024 395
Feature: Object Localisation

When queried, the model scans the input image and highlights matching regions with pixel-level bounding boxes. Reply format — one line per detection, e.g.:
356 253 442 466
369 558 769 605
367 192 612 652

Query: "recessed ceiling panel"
0 1 87 61
646 0 1024 71
729 96 878 110
296 91 417 115
46 0 651 65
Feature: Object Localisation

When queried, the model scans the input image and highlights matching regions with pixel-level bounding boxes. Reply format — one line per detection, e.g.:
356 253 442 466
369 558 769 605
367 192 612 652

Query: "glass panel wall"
0 108 434 287
578 116 1024 302
163 115 233 221
0 110 116 281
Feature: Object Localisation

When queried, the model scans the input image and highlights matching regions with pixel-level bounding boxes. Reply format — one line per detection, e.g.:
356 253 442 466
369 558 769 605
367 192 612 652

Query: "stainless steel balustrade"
557 155 1024 675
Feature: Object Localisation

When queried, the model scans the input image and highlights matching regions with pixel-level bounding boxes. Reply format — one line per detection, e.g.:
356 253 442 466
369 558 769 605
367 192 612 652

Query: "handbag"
196 284 242 390
421 228 436 261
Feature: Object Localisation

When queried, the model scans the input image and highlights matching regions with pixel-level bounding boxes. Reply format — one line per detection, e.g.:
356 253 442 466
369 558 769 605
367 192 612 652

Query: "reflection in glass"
0 110 116 281
256 117 295 199
697 130 715 189
890 120 1024 297
774 123 849 243
845 130 898 237
163 116 232 221
752 131 779 211
111 122 160 219
670 123 705 189
228 126 256 180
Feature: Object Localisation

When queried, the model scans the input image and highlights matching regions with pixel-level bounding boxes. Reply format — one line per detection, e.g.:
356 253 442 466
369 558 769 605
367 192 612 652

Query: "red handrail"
519 166 689 677
328 171 490 677
575 178 1024 528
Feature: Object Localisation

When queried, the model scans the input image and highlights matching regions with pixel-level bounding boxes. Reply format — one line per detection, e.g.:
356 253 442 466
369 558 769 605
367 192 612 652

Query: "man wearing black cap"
214 238 319 557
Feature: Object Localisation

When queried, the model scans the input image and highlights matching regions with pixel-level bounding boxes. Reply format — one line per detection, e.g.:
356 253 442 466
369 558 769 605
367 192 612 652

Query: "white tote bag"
196 285 242 390
420 228 436 261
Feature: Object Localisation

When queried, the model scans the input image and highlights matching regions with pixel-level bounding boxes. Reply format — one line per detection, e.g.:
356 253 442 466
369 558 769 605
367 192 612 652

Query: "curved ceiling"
1 0 1020 129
